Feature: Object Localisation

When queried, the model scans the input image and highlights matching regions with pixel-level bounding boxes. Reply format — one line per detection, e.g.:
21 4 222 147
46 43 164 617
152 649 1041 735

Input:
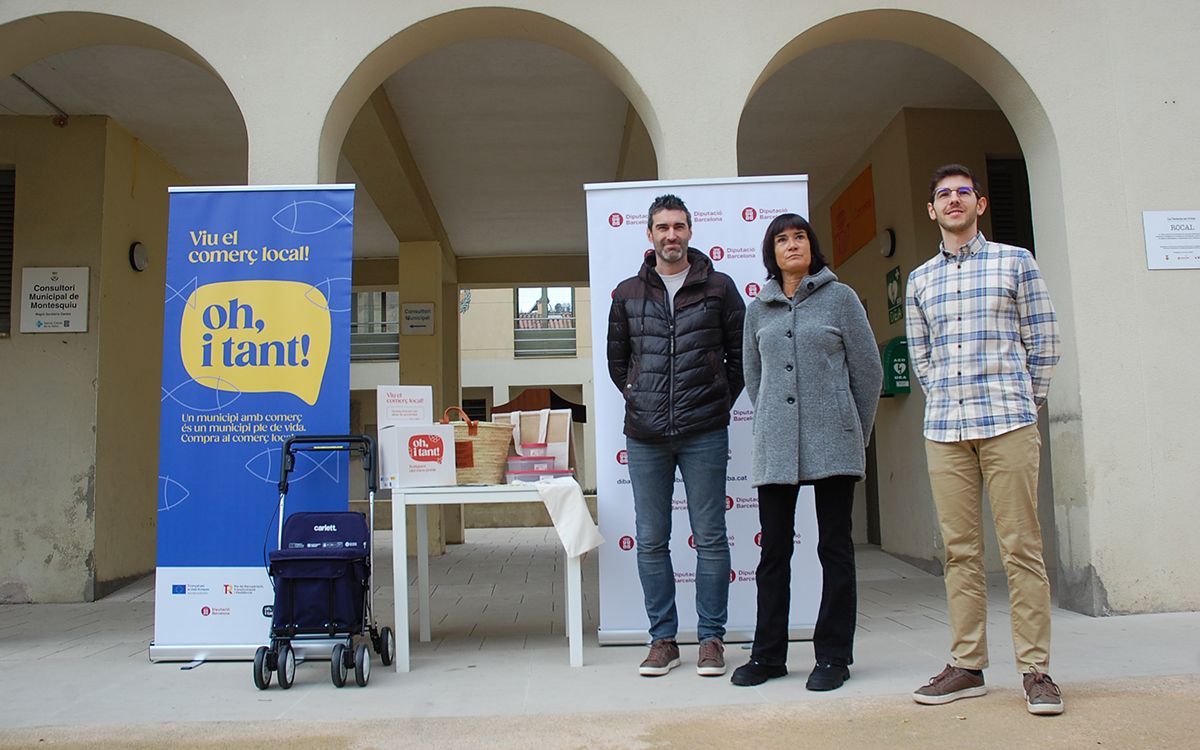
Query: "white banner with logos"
153 567 274 651
585 176 820 645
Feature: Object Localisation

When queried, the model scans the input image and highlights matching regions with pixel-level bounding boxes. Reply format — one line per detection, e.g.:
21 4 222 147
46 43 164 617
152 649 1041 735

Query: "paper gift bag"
495 408 574 471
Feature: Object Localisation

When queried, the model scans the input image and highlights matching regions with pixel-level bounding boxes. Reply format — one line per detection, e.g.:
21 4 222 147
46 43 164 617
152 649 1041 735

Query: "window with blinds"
985 158 1035 257
350 290 400 360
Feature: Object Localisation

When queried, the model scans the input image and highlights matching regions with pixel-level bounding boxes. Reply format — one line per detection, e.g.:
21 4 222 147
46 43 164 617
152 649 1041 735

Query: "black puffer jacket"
607 249 746 440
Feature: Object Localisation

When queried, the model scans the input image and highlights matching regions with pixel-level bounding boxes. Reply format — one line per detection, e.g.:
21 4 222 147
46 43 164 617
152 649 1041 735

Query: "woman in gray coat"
730 213 882 691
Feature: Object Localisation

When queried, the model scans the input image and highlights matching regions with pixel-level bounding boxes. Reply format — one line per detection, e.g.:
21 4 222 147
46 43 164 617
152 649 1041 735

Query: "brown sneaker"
1023 668 1064 715
912 664 988 705
696 638 726 676
638 639 681 677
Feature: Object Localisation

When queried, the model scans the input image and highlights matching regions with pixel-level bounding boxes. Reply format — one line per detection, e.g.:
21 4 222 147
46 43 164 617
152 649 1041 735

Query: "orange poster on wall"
830 166 877 267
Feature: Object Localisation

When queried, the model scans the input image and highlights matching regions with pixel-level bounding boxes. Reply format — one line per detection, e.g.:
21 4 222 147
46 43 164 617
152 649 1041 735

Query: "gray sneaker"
912 664 988 705
696 638 726 676
1023 668 1064 715
639 639 681 677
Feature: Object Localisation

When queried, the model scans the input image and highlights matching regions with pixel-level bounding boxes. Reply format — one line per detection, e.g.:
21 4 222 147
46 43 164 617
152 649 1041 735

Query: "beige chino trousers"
925 423 1051 673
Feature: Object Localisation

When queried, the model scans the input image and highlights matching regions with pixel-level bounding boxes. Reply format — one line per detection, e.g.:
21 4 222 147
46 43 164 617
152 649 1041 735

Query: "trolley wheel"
354 642 371 687
330 643 348 687
378 626 395 667
253 646 272 690
277 643 296 689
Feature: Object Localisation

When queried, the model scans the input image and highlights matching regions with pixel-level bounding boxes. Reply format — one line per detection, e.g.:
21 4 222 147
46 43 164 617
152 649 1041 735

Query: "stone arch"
0 9 249 180
738 9 1088 610
742 10 1070 297
319 6 659 183
0 11 211 72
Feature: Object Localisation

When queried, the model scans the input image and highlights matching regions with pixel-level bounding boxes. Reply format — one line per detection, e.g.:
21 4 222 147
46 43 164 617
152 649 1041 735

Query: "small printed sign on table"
377 385 435 488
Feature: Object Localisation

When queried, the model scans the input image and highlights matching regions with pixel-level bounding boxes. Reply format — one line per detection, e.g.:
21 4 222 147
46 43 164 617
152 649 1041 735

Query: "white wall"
0 117 106 601
351 361 400 390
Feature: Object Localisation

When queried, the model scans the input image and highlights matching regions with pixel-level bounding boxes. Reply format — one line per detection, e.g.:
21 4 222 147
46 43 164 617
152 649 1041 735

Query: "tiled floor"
0 528 1197 730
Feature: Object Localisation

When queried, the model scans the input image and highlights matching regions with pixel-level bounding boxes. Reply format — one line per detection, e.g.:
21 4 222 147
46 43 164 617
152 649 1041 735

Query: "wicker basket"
439 406 513 484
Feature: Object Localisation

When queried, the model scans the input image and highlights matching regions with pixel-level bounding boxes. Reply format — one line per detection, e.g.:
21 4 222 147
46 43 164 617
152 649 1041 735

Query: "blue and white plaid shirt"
905 233 1061 442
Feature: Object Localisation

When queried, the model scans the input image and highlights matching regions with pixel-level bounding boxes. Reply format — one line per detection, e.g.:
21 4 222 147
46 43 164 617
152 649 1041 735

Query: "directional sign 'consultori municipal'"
20 266 89 333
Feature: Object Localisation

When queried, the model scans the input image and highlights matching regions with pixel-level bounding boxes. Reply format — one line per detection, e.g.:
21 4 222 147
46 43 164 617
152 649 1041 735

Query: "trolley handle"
278 434 377 495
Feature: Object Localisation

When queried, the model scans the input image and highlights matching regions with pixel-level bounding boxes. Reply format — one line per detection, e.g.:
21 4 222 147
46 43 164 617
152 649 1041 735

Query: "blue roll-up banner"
150 185 354 661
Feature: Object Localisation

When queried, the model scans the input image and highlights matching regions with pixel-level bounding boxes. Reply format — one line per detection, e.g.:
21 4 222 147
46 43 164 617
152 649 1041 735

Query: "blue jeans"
626 428 730 642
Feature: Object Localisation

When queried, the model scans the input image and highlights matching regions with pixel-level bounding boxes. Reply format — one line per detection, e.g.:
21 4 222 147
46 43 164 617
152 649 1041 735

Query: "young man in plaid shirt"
905 164 1064 715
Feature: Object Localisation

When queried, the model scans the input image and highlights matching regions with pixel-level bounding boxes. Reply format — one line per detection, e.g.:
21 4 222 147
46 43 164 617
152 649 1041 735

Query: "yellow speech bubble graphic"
180 280 331 406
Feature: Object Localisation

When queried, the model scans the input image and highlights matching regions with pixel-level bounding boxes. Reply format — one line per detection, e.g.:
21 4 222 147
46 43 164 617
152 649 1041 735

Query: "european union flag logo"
171 584 186 595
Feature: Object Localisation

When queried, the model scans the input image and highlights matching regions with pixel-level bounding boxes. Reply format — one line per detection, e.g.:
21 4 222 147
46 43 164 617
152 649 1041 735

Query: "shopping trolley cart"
252 434 395 689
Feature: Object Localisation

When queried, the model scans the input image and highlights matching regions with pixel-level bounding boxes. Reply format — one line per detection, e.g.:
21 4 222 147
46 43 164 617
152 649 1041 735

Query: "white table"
390 484 584 672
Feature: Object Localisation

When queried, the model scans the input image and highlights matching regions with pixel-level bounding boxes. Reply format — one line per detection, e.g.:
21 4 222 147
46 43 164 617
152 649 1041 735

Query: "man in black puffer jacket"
607 193 745 679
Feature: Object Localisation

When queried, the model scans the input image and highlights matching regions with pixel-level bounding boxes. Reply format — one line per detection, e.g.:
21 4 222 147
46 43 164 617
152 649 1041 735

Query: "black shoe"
806 662 850 691
730 660 788 686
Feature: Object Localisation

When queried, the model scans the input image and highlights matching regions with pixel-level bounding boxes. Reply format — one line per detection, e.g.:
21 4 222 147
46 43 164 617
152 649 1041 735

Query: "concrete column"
397 241 447 556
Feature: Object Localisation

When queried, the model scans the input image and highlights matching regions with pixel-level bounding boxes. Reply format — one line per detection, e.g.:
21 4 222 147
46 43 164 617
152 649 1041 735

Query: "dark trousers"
751 476 857 666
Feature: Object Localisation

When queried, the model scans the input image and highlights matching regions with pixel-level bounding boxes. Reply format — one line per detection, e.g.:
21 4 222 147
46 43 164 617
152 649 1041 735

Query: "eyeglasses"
933 186 978 202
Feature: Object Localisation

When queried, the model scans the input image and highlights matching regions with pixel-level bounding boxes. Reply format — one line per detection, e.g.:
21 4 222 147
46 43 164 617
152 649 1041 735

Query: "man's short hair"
647 194 692 228
929 164 983 202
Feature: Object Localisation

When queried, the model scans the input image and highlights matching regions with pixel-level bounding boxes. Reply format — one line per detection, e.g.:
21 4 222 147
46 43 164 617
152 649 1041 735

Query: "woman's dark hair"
761 213 827 280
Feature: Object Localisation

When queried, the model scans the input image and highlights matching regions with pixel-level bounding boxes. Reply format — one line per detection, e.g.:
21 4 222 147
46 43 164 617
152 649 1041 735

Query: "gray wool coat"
743 267 883 487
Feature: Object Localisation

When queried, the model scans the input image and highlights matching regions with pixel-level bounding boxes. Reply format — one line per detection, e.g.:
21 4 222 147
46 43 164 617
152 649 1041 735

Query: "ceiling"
0 46 247 185
739 40 999 187
380 39 631 258
1 39 999 261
